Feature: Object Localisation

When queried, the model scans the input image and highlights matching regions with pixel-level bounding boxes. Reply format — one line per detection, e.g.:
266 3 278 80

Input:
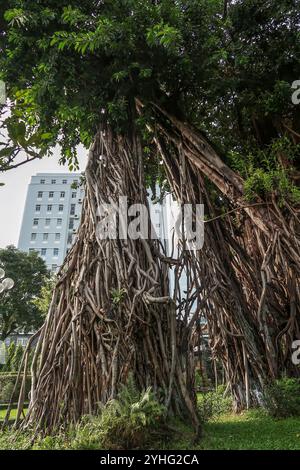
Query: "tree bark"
144 101 300 408
13 123 200 434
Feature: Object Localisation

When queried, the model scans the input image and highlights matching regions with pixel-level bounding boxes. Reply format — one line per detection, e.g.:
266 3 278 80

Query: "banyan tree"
0 0 300 430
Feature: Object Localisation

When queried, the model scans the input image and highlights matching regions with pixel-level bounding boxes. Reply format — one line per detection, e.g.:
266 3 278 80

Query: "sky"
0 146 87 248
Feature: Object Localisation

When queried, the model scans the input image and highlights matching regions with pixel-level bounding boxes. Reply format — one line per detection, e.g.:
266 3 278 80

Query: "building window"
69 219 74 229
51 179 56 184
72 192 77 199
35 205 41 212
62 179 67 184
41 248 47 256
45 218 50 226
55 233 60 241
47 205 52 212
57 218 62 226
51 264 57 271
67 233 73 245
53 248 59 257
59 204 64 212
60 191 65 198
40 179 45 184
33 219 39 226
43 233 48 241
49 191 54 199
37 191 43 198
31 233 36 241
70 204 76 215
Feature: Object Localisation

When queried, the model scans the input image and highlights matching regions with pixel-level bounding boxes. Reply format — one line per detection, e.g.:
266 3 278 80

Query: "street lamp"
0 268 14 294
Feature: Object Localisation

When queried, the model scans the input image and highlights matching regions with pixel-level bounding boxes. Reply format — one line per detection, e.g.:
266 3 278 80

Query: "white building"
18 173 84 272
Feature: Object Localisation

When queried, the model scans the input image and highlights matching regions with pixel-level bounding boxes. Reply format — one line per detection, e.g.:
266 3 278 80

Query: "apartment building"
18 173 84 272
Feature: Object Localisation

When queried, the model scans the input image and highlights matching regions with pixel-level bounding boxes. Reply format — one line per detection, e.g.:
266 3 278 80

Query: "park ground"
168 410 300 450
1 408 300 450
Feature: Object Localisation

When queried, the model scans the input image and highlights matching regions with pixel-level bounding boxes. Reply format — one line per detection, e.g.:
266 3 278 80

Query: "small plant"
262 377 300 418
83 376 165 449
111 287 127 306
198 385 232 422
35 375 166 450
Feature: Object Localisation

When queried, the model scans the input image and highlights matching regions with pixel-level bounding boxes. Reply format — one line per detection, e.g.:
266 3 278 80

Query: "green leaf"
0 147 14 158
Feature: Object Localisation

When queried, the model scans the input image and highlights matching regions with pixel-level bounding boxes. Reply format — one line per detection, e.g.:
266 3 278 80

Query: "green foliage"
110 288 127 306
32 276 56 318
146 22 182 52
2 408 300 450
197 386 232 422
92 378 165 449
262 378 300 418
244 168 300 204
11 344 23 372
2 341 15 372
0 381 14 403
0 246 49 340
33 375 166 450
0 0 299 191
0 373 31 403
228 138 300 204
2 342 24 373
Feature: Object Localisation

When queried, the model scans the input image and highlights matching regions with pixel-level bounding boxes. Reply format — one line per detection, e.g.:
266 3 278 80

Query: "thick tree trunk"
144 101 300 409
12 124 200 434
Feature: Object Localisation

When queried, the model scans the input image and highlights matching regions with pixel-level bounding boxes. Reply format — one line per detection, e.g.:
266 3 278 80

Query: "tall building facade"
18 173 84 272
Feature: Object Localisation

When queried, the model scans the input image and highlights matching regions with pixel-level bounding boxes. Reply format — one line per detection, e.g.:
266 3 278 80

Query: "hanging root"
11 123 200 435
144 101 300 409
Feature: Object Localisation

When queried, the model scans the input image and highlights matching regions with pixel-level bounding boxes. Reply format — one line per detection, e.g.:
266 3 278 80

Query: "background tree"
2 341 15 372
0 246 49 340
32 276 56 318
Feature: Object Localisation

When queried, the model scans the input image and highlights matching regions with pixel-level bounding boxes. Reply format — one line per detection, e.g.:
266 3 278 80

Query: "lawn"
0 408 300 450
167 410 300 450
0 407 27 420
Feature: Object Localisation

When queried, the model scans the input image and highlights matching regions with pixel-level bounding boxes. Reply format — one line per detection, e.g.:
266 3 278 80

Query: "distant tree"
0 246 49 341
32 276 56 318
11 343 24 372
3 341 15 372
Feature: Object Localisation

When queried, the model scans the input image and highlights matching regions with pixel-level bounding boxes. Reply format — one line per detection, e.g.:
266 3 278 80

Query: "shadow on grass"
197 410 300 450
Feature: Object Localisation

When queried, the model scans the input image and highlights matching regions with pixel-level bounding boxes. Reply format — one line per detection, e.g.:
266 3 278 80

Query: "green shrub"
0 430 33 450
0 382 15 403
3 343 16 372
263 378 300 418
11 344 24 372
34 376 166 450
0 374 31 403
198 385 232 422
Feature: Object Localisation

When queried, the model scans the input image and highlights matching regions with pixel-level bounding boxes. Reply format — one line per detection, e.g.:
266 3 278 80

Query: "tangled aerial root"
6 124 200 435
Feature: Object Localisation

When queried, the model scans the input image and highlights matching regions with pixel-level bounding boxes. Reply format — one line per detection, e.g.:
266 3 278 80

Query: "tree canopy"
0 246 49 340
1 0 299 190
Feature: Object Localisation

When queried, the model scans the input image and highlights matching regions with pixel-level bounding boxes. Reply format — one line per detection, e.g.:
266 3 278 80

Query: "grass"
0 407 27 420
1 408 300 450
166 410 300 450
